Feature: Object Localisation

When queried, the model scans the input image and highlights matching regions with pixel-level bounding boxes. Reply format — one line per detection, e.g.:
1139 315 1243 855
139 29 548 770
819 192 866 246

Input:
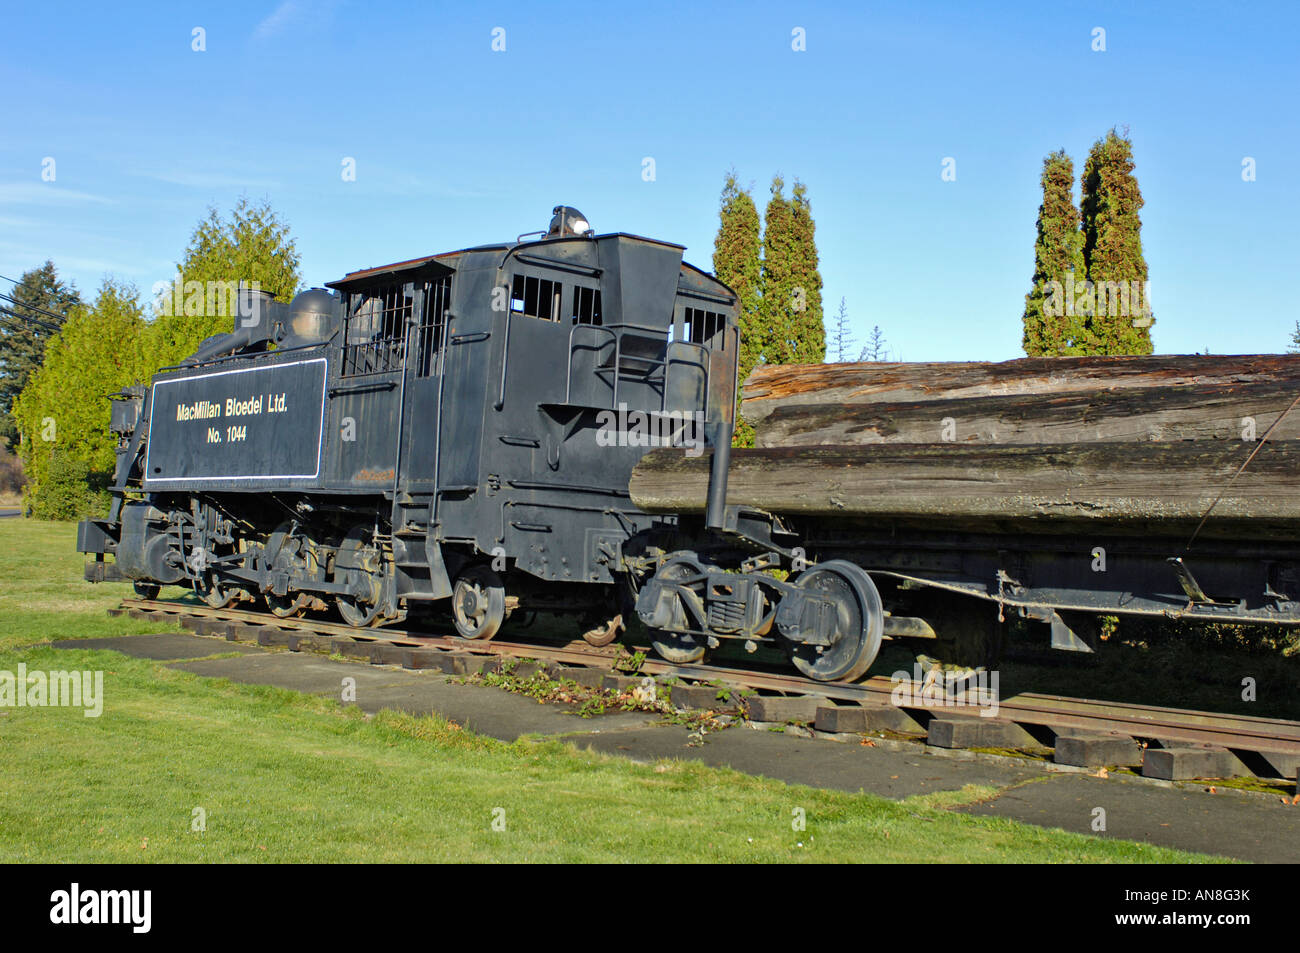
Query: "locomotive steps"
117 598 1300 789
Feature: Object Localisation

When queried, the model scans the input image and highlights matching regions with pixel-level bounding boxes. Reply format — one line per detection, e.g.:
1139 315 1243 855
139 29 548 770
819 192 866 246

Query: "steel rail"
118 598 1300 764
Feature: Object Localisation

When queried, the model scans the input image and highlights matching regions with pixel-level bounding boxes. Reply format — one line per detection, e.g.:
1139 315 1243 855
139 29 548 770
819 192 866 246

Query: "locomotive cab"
397 214 741 636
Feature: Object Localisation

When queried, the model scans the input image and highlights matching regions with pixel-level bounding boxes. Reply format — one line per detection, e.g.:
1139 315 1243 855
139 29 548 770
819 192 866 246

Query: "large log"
755 381 1300 447
628 442 1300 539
741 354 1300 430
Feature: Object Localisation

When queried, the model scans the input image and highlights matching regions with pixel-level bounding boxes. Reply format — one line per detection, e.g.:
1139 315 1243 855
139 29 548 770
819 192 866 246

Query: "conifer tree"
0 261 81 443
712 173 764 447
714 171 825 442
788 179 825 364
1022 150 1085 356
1079 129 1154 354
150 198 302 370
713 178 762 379
13 279 148 518
759 175 799 365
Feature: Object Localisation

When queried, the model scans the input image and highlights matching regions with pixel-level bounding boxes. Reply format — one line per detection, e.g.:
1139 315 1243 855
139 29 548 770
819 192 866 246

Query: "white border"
143 357 329 483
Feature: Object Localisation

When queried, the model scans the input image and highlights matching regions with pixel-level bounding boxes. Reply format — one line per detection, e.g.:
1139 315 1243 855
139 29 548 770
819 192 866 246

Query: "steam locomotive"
78 207 889 682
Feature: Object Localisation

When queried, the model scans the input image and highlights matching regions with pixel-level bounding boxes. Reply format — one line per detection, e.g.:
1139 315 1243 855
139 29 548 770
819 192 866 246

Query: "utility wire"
0 306 61 333
0 317 52 340
0 291 72 325
0 305 61 334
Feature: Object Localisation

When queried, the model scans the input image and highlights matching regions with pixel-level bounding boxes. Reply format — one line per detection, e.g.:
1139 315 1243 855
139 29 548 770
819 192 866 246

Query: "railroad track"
115 597 1300 783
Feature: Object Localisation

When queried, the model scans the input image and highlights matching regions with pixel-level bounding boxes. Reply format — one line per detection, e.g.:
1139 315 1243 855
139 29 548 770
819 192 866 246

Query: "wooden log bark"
755 382 1300 448
629 442 1300 539
741 354 1300 430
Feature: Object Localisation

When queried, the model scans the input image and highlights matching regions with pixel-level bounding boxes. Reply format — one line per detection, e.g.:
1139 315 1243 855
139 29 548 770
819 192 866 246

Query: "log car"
628 361 1300 677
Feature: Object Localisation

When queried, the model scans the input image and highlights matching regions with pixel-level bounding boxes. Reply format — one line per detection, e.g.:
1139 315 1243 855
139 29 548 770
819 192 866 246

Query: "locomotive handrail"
508 478 630 497
563 323 620 406
562 321 710 414
496 233 597 270
494 310 512 411
666 347 712 413
328 379 397 396
164 333 336 373
670 343 712 413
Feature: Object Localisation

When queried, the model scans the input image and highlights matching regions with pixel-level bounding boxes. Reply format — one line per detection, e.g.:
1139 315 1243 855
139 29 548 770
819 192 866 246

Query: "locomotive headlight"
548 205 591 237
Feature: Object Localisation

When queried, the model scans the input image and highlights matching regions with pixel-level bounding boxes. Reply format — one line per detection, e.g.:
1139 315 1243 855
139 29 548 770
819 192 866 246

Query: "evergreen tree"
0 261 81 443
759 175 799 365
1022 150 1085 356
829 297 855 362
149 197 302 370
712 172 763 445
1079 129 1154 354
714 171 825 442
13 278 148 518
1289 322 1300 354
788 179 826 364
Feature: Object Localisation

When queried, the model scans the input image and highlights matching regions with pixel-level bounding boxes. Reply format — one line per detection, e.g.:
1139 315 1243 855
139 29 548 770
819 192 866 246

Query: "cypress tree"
1022 150 1085 356
760 175 799 365
789 179 826 364
1079 129 1154 354
712 172 763 444
712 172 761 325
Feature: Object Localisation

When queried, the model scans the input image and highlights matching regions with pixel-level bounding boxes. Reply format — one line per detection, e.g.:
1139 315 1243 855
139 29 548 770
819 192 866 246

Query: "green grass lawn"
0 518 1222 863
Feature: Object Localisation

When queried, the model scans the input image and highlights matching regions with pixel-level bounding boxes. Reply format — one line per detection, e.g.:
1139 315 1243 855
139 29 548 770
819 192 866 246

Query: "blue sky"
1 0 1296 361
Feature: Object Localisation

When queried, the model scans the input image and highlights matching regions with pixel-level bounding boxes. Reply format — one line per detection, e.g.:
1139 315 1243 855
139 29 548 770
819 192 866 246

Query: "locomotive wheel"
187 502 243 609
265 522 311 619
786 560 884 683
650 629 708 664
267 591 309 618
452 565 506 640
648 558 709 664
581 613 624 647
334 526 387 628
197 571 240 609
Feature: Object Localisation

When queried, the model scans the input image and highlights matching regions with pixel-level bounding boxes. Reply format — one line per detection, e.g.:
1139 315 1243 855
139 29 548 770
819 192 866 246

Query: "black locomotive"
77 207 889 681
